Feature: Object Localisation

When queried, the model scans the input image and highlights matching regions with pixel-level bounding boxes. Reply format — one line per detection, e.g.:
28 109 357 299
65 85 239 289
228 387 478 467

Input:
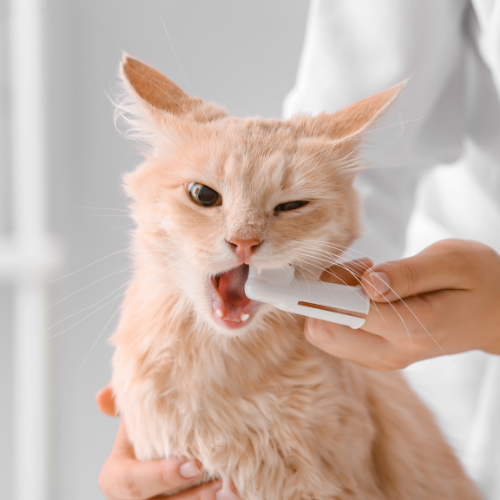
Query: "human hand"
305 239 500 370
96 386 232 500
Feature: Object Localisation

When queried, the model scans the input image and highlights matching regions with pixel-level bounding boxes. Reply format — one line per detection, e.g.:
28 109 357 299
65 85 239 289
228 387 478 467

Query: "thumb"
96 384 118 417
361 241 465 302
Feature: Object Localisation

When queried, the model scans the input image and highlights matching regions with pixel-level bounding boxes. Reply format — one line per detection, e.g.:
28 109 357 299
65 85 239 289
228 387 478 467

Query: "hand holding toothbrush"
305 239 500 370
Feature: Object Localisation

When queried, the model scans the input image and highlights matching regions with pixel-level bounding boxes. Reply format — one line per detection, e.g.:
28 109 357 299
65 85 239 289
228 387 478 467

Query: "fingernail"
216 486 238 500
179 460 202 478
371 272 390 296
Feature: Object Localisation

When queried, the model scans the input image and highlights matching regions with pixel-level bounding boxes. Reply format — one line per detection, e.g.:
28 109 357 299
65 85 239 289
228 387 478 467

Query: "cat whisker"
44 247 131 284
294 243 363 269
304 257 384 318
88 214 132 218
71 206 131 212
45 253 191 339
364 275 450 360
292 264 312 294
45 284 131 340
291 258 387 327
293 254 377 313
295 243 364 268
45 265 134 310
293 248 392 319
292 261 363 309
295 248 398 314
79 298 122 370
45 279 133 337
298 240 390 266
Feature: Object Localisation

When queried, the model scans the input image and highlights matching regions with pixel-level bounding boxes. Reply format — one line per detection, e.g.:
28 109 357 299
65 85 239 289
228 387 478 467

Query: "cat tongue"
218 265 250 307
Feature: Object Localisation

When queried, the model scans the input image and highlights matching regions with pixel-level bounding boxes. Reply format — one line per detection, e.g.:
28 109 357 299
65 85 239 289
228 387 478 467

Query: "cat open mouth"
209 264 261 329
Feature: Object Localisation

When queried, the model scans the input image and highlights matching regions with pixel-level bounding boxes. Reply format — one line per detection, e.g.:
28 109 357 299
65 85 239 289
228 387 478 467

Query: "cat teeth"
219 313 250 322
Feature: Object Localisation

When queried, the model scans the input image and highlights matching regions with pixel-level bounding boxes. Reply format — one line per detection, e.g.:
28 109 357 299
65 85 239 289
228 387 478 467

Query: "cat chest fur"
112 315 380 499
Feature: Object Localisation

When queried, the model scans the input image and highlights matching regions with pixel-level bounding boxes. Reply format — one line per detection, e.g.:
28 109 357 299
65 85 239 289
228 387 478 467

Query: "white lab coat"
284 1 500 498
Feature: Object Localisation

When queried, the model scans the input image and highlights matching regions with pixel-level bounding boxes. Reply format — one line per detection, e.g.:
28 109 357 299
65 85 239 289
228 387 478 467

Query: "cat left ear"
301 81 406 142
120 54 227 123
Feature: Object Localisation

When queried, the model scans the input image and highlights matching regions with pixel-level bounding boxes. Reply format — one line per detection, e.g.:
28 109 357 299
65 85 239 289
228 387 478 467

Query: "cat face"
118 55 403 335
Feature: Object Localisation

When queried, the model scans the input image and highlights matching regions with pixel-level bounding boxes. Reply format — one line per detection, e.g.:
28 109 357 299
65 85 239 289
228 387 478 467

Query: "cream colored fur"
111 56 482 499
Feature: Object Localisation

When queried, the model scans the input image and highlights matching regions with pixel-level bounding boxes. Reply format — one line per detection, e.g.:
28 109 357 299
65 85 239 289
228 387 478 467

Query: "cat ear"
120 54 227 123
302 82 406 142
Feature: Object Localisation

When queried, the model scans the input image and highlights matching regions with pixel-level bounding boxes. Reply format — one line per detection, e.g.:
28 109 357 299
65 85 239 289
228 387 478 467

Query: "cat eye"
188 182 222 207
274 200 309 212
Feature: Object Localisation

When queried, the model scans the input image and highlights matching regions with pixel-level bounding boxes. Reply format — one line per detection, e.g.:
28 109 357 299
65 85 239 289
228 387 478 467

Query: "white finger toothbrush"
245 265 370 329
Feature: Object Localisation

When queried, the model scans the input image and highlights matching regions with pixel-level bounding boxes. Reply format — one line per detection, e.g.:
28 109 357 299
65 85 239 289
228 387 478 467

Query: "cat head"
116 55 403 336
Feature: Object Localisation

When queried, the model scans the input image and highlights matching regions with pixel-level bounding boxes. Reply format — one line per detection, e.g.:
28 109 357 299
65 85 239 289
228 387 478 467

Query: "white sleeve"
284 0 470 262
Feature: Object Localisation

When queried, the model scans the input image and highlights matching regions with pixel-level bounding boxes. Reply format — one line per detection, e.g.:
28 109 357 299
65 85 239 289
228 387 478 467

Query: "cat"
110 55 482 499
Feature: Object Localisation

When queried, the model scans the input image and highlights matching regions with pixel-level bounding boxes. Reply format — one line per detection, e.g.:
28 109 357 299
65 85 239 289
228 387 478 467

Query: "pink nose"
227 237 262 262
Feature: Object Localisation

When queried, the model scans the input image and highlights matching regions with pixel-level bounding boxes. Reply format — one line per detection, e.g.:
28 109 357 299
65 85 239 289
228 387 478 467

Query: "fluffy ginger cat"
110 55 481 500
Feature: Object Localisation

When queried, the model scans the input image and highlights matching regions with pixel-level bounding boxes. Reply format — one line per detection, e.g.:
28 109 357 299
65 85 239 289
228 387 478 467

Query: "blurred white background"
0 1 309 499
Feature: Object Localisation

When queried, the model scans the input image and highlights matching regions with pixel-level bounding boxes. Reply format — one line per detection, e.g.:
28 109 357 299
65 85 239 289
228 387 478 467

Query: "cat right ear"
118 54 227 127
300 82 406 143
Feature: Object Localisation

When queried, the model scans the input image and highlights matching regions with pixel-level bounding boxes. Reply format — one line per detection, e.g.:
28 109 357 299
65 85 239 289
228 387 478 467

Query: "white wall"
0 1 309 499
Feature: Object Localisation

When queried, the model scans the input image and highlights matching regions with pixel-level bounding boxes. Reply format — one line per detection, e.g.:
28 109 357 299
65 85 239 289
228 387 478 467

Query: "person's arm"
96 386 236 500
305 239 500 370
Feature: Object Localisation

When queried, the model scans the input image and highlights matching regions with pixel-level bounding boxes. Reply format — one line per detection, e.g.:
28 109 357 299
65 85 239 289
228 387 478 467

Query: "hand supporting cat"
96 385 229 500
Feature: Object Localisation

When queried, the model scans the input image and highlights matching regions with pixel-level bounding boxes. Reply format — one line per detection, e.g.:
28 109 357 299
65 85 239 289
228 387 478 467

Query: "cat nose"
227 237 262 262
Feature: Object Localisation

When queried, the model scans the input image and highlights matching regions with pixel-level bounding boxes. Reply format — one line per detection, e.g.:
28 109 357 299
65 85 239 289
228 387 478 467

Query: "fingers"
307 240 500 369
99 421 207 500
319 240 473 303
305 318 395 369
97 384 118 417
306 289 466 369
362 294 434 339
105 457 204 499
361 239 476 302
155 480 223 500
320 258 373 286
